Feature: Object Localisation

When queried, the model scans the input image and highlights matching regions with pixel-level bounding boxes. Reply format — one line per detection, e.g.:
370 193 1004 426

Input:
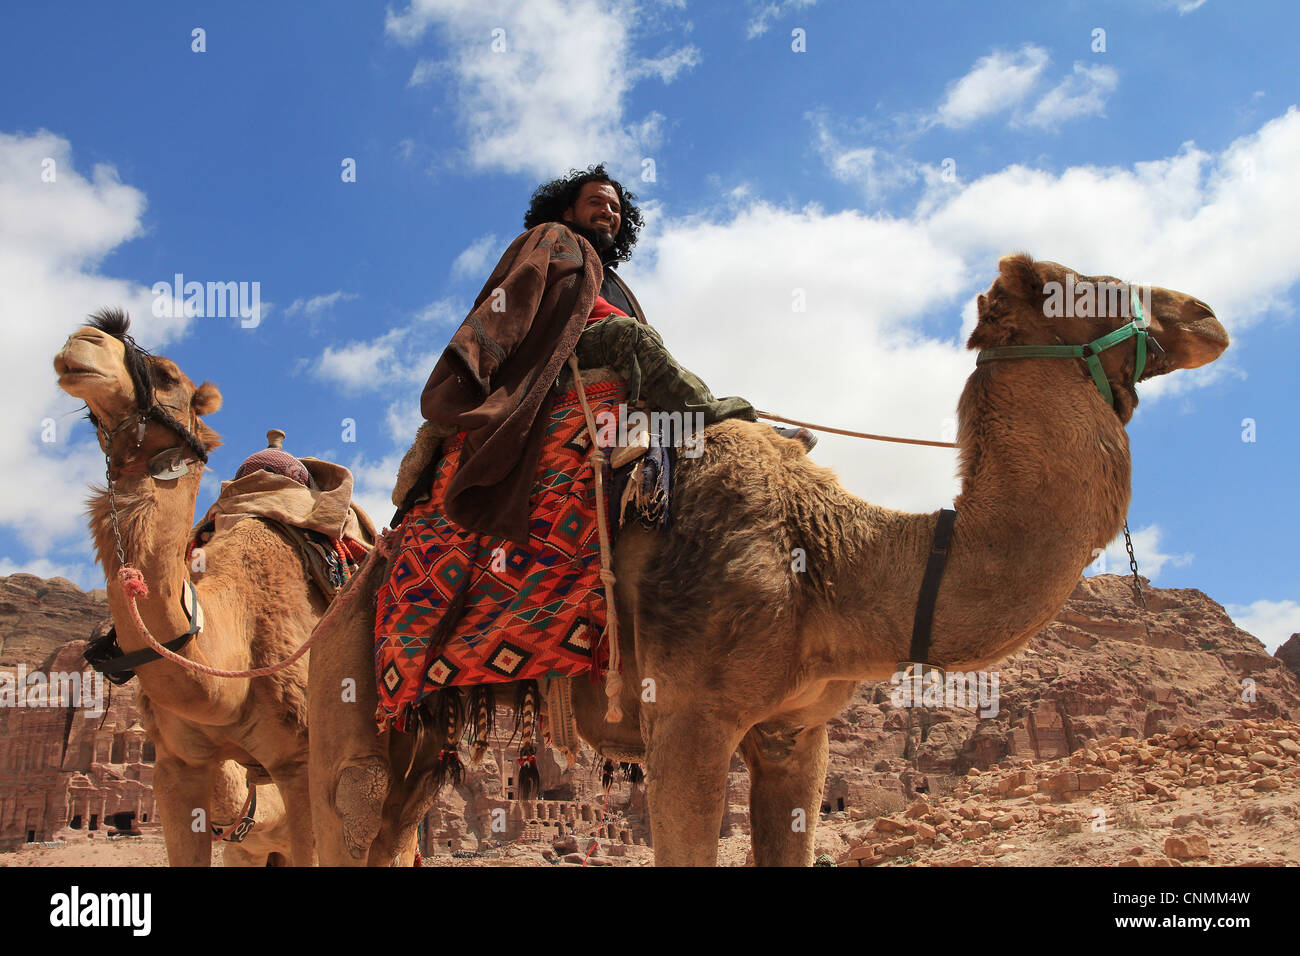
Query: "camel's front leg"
740 721 829 867
154 755 217 866
306 561 392 866
644 708 739 866
268 759 317 866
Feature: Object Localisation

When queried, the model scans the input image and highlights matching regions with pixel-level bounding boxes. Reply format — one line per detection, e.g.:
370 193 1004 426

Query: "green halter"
975 290 1149 411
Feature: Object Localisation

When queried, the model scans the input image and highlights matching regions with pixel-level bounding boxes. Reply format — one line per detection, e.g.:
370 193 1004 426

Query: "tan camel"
54 311 328 865
307 255 1228 866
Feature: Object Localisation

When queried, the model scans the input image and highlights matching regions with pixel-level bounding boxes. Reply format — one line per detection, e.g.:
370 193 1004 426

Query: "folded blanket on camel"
190 456 376 601
374 376 633 734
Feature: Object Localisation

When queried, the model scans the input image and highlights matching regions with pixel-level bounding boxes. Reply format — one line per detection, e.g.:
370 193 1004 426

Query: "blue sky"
1 0 1296 650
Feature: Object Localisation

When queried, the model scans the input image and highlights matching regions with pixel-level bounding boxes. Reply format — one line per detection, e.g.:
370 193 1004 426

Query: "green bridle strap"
975 302 1149 411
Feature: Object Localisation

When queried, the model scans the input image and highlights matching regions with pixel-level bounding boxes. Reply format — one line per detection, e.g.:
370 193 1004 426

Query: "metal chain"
103 450 127 569
99 414 146 570
1122 520 1155 641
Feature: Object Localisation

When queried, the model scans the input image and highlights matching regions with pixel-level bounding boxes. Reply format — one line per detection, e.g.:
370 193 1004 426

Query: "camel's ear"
192 382 222 416
968 281 1018 350
996 253 1041 301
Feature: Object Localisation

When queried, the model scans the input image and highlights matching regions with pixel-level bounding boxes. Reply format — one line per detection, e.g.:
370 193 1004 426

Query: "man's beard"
570 223 617 261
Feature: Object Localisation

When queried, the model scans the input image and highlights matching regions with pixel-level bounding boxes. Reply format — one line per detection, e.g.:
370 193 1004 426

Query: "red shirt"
588 296 628 323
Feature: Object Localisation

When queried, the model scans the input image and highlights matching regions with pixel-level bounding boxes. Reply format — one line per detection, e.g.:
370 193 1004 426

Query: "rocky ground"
820 716 1300 867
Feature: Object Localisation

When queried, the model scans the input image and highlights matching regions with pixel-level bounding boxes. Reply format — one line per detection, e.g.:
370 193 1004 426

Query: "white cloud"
314 333 404 392
450 233 500 280
932 45 1050 129
1019 62 1118 130
745 0 817 39
926 47 1116 133
0 130 190 554
283 290 357 317
414 298 463 325
344 451 405 533
1084 523 1192 583
923 107 1300 344
385 0 699 178
632 46 702 83
1226 599 1300 655
811 115 918 201
408 59 440 87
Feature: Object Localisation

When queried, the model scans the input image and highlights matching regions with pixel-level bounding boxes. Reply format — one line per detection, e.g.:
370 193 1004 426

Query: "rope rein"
567 355 624 724
117 566 318 679
754 410 958 449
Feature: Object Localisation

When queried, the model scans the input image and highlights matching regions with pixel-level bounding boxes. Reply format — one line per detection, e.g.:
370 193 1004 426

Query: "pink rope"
117 565 317 679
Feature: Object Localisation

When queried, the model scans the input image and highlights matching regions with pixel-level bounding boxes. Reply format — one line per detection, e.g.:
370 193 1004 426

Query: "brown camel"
54 311 329 865
307 255 1228 866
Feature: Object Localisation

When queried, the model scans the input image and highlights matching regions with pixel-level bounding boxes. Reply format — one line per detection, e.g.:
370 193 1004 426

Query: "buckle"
896 661 946 681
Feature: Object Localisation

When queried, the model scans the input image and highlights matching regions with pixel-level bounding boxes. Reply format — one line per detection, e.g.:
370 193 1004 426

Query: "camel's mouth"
1136 342 1171 382
53 355 105 383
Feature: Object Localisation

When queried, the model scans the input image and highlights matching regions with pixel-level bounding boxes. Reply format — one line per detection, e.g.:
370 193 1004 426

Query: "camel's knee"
334 759 390 861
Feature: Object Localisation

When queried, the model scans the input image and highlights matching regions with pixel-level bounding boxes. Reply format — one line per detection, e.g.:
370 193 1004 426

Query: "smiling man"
413 163 761 542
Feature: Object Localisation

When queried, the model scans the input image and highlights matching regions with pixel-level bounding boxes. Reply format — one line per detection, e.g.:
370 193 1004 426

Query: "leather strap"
906 508 957 667
212 784 258 844
90 580 202 678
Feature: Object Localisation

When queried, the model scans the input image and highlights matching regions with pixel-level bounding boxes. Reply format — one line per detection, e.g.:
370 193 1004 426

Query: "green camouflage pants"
573 316 756 426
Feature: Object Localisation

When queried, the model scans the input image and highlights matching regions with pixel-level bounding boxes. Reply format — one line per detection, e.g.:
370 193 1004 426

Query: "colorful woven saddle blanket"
374 379 627 733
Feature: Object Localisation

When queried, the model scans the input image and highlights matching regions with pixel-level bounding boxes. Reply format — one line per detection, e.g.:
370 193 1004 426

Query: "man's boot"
574 316 756 426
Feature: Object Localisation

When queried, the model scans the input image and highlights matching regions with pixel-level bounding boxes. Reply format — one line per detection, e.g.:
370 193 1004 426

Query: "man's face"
562 181 621 254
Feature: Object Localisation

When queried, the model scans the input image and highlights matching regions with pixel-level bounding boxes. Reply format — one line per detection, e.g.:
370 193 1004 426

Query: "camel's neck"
89 470 226 712
826 360 1131 678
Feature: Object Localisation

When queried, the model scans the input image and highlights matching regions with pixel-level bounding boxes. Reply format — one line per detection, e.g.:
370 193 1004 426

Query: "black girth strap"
212 785 258 844
83 581 203 685
906 508 957 668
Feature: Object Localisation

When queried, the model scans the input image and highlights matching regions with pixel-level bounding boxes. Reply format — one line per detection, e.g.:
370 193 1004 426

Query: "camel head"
54 309 223 477
968 254 1229 423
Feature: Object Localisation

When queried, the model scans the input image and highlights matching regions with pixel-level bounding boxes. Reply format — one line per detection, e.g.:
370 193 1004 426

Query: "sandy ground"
1 836 172 867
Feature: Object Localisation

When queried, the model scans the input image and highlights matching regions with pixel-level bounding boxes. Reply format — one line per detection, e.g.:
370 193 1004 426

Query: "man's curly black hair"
523 163 643 264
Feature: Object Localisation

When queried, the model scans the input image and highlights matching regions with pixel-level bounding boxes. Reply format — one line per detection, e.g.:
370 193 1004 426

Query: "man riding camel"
411 163 799 544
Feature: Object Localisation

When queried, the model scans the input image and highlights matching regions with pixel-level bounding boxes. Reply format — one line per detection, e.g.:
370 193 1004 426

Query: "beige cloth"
196 457 376 546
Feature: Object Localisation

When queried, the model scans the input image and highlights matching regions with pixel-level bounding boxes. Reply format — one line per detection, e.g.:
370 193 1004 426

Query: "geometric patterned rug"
373 379 626 733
